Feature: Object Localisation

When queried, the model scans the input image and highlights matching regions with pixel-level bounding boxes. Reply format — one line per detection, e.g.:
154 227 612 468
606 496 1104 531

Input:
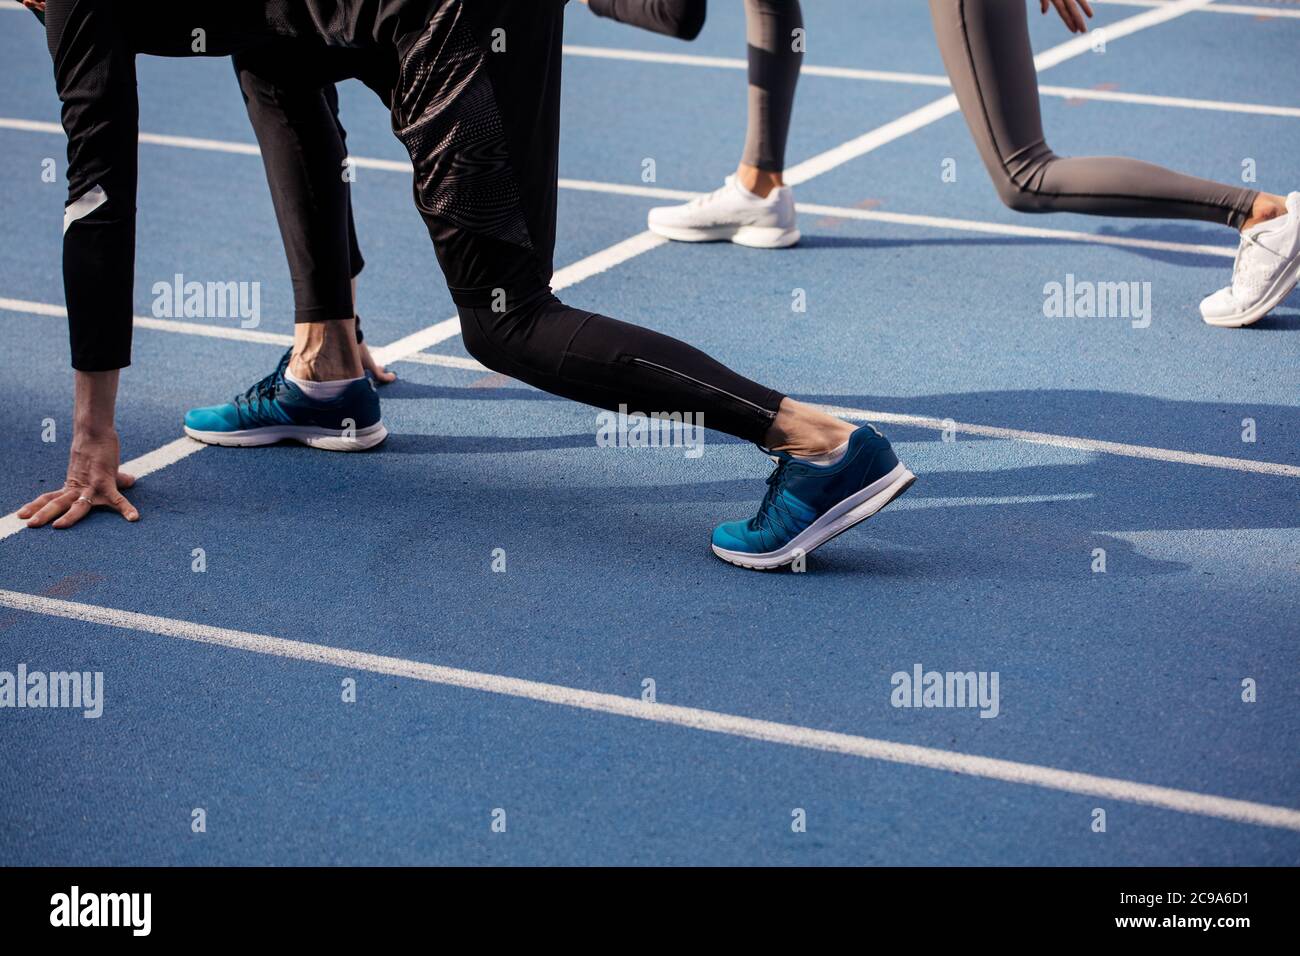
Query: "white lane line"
367 316 462 368
369 231 667 367
10 298 1294 478
793 202 1237 257
784 95 963 185
397 351 488 372
0 296 497 370
0 437 205 543
564 44 956 88
0 297 298 346
1 587 1297 833
784 0 1219 185
1036 85 1300 118
552 180 1237 257
815 404 1300 478
563 44 1300 118
1094 0 1300 18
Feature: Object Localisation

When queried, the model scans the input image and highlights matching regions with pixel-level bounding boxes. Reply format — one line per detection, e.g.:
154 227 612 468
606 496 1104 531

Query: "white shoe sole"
648 221 801 249
184 421 388 451
1201 254 1300 328
711 462 916 571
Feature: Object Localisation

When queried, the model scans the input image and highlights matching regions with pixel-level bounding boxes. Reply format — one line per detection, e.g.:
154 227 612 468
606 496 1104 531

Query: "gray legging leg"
741 0 803 173
929 0 1257 228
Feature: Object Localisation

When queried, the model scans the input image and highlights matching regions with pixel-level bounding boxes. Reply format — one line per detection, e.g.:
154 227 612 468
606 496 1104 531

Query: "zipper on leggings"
629 357 777 421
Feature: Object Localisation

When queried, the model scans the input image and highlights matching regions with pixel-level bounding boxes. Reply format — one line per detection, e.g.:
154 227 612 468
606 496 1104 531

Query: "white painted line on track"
1094 0 1300 19
562 44 1300 118
553 181 1237 257
1 587 1297 833
0 297 297 346
793 202 1237 257
815 404 1300 478
0 437 204 543
368 230 667 367
7 291 1289 478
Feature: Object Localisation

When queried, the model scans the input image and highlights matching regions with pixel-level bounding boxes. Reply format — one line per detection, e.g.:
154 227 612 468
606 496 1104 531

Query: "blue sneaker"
184 350 387 451
711 423 914 570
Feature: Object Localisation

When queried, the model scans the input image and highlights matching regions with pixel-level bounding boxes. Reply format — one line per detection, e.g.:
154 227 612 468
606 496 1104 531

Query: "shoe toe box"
184 403 240 432
712 519 761 554
1198 286 1237 322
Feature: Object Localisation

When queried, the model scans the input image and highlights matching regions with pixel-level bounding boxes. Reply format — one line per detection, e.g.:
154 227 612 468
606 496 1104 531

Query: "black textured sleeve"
586 0 707 41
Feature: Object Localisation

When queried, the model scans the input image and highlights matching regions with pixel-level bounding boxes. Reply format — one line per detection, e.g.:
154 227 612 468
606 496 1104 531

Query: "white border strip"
561 45 1300 118
1 587 1296 833
814 404 1300 478
368 231 667 367
1094 0 1300 18
9 294 1289 478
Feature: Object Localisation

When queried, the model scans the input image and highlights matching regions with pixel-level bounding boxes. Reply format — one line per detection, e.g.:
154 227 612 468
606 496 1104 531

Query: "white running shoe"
1200 191 1300 327
647 175 800 248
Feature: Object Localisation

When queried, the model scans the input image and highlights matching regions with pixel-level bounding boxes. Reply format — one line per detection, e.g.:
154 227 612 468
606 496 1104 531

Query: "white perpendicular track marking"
0 588 1298 833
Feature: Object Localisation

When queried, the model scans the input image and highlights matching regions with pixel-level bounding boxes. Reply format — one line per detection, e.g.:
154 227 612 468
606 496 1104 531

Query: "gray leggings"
742 0 803 172
587 0 803 172
930 0 1258 228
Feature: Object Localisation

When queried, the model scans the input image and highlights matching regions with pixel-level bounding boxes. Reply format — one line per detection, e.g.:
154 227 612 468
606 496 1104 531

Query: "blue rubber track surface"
0 0 1297 865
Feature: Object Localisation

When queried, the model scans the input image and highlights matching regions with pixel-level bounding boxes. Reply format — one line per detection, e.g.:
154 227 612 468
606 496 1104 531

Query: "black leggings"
230 4 784 443
232 51 367 325
49 0 784 443
390 3 782 441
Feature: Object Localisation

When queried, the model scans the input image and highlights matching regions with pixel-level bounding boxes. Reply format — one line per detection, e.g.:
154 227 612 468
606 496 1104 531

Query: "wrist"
72 368 120 440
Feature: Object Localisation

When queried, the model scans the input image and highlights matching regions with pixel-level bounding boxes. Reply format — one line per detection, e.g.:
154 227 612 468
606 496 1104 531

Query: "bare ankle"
289 319 364 381
764 399 855 458
1242 193 1287 232
735 163 785 200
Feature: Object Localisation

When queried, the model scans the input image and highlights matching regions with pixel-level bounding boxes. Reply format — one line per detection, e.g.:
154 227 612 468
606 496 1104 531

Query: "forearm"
73 369 120 440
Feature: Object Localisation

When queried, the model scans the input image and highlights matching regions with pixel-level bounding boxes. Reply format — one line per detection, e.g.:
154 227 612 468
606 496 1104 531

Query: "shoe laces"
752 457 802 539
1232 230 1283 287
688 182 734 209
235 349 290 415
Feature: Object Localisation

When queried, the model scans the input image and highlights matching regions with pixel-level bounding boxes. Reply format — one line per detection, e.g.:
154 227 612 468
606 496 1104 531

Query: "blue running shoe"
711 423 914 570
184 350 387 451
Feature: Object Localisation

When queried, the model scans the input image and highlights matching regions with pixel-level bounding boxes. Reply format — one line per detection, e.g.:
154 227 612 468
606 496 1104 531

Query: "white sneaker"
647 176 800 249
1200 191 1300 327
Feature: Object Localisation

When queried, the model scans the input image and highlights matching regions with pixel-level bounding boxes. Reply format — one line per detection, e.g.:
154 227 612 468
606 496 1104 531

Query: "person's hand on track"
360 340 396 384
18 428 139 530
1042 0 1093 33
